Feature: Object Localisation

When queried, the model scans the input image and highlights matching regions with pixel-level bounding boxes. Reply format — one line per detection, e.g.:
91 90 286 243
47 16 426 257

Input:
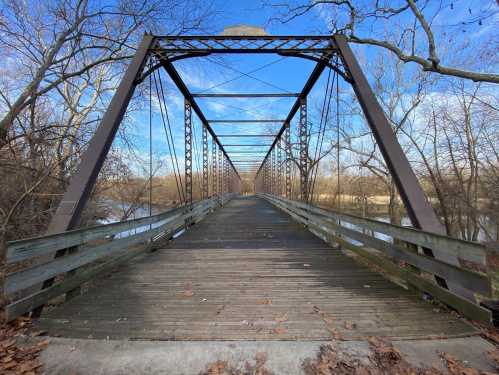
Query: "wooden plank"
5 243 149 321
5 224 168 294
6 206 185 263
33 196 478 339
6 197 220 264
327 233 492 325
262 194 487 266
270 197 490 296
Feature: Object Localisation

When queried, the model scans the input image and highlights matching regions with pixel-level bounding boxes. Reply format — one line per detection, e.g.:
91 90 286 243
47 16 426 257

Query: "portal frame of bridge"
37 33 459 317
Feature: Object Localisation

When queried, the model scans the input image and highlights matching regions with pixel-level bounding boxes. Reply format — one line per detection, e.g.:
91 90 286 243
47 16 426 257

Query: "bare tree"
0 0 214 246
0 0 214 144
264 0 499 83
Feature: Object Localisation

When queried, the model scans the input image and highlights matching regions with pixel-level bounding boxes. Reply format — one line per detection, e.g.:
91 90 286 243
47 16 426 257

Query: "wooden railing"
260 193 496 325
4 194 236 321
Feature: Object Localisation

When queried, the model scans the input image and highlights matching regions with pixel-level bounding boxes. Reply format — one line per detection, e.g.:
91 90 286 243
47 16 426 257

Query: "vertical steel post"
285 122 291 198
225 158 229 194
277 139 282 196
299 98 308 202
272 148 277 195
212 139 217 197
218 147 223 202
184 99 193 206
202 125 209 199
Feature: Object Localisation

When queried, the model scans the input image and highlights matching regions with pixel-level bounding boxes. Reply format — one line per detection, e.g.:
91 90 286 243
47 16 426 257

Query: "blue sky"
117 0 498 177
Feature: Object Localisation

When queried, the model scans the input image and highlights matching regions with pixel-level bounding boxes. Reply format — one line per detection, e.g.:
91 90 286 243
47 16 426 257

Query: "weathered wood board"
36 196 477 340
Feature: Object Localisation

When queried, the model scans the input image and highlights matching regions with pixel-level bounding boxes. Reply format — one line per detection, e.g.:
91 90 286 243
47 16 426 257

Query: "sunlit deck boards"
36 196 476 340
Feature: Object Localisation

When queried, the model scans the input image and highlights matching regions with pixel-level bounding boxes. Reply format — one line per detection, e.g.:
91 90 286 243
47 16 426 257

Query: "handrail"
259 193 495 325
4 193 237 321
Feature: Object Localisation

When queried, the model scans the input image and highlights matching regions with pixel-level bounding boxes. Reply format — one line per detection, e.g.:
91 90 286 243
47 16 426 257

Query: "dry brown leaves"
487 348 499 371
302 337 496 375
182 281 194 297
271 327 288 335
312 305 344 340
199 352 274 375
256 299 272 305
274 313 288 323
0 317 48 375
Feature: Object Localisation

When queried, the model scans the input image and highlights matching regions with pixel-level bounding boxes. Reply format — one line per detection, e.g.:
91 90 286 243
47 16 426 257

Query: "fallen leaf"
344 320 356 330
18 360 42 373
275 313 288 323
488 349 499 369
256 298 272 305
328 327 344 341
272 327 288 335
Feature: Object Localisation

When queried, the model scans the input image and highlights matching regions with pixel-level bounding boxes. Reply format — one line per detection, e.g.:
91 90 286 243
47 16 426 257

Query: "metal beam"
333 35 442 233
333 35 472 300
46 35 155 234
157 57 240 180
217 134 277 137
33 35 156 316
202 124 209 199
212 139 217 197
299 97 308 201
285 123 291 198
208 120 285 123
223 144 273 147
184 99 193 206
193 93 299 98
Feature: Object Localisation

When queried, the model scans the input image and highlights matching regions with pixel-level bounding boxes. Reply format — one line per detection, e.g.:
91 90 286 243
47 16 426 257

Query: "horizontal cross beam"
157 57 240 179
208 120 285 123
223 144 272 147
192 93 299 98
217 134 277 137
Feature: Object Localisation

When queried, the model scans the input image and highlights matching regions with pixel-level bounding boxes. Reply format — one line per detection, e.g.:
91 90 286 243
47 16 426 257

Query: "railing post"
299 97 308 202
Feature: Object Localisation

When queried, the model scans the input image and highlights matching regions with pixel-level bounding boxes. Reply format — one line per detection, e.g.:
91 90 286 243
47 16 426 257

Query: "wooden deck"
37 196 476 340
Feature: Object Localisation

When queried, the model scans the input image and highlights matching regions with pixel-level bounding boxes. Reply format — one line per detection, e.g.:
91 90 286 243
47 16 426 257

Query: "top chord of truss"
152 35 337 60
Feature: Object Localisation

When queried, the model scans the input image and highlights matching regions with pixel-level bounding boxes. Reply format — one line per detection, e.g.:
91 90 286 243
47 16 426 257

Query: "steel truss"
39 33 466 317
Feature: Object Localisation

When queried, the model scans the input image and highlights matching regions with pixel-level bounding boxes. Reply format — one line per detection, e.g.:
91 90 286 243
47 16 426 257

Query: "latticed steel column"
265 160 270 193
277 139 282 196
272 147 277 194
212 138 217 197
202 125 209 199
299 98 308 202
218 147 223 200
224 158 229 194
184 99 193 206
285 122 291 198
